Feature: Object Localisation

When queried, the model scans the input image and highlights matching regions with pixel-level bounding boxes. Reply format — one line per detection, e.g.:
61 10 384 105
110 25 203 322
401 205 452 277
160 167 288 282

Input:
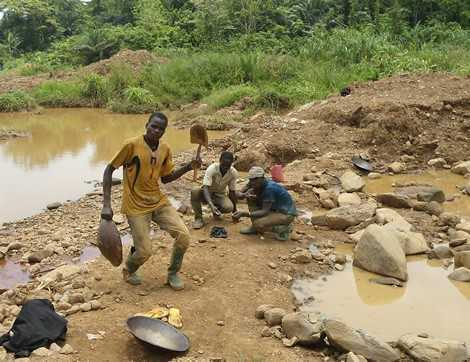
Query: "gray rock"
281 312 324 346
59 344 75 355
338 193 362 207
32 347 50 357
448 267 470 282
387 162 405 174
456 221 470 234
376 193 412 209
367 172 382 180
454 244 470 252
383 224 429 255
7 242 23 252
68 293 85 304
449 239 467 248
451 161 470 175
324 318 399 361
291 250 312 264
80 303 92 312
310 214 327 226
454 251 470 269
46 202 62 210
49 343 61 352
375 208 412 231
325 202 377 230
346 352 367 362
428 245 454 259
440 212 461 227
255 304 275 319
369 277 404 287
340 171 365 192
353 224 408 281
425 201 444 216
427 158 447 168
397 334 468 361
27 249 53 263
417 187 446 203
264 308 287 326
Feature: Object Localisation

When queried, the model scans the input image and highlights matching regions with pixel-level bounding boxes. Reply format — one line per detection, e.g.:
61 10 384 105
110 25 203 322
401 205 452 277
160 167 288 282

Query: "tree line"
0 0 469 65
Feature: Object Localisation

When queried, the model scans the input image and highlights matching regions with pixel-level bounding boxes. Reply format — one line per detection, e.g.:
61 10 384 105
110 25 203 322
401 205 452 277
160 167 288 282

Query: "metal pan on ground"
352 156 373 172
126 316 190 352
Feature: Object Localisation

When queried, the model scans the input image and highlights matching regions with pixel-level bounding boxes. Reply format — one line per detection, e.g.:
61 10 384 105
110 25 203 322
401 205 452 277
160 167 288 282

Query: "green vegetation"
0 91 35 112
0 0 469 113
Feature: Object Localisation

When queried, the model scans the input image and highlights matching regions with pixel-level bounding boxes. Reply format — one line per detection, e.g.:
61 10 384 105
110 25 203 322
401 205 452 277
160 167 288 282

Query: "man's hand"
190 155 202 170
101 206 113 221
211 205 222 217
232 210 248 221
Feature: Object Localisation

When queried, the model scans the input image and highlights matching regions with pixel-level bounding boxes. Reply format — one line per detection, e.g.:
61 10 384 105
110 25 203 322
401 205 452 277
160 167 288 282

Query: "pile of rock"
255 305 469 361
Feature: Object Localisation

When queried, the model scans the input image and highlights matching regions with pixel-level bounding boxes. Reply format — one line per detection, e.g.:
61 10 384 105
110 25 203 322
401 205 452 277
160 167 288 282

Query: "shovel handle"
193 144 202 182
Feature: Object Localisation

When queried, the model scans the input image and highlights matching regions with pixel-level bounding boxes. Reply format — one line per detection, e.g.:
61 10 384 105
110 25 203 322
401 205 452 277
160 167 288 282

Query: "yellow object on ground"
134 306 169 319
168 308 183 329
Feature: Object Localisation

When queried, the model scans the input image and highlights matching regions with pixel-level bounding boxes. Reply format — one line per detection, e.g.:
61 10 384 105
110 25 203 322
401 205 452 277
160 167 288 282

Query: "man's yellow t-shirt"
110 135 175 216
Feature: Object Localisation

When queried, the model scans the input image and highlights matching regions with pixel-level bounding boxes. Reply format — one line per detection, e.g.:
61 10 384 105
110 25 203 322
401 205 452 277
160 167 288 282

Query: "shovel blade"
190 124 208 147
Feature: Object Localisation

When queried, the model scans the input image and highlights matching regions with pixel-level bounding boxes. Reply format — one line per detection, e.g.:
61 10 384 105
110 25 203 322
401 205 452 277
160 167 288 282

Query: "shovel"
190 124 208 182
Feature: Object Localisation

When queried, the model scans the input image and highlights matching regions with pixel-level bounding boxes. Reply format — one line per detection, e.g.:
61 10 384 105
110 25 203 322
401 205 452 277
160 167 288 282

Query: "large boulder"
376 193 412 209
338 193 362 207
324 318 400 361
448 267 470 282
281 312 324 346
428 245 454 259
451 161 470 175
353 224 408 281
383 224 429 255
325 202 377 230
454 251 470 269
397 334 468 362
340 171 365 192
375 208 412 231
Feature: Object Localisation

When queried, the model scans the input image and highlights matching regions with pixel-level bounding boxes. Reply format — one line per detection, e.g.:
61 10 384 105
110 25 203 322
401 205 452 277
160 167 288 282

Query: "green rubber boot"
122 251 142 286
167 247 185 291
273 224 293 241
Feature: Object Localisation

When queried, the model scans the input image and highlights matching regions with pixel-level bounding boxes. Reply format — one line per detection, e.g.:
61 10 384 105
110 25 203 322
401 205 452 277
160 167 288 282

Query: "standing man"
233 166 297 241
190 151 238 229
101 112 201 290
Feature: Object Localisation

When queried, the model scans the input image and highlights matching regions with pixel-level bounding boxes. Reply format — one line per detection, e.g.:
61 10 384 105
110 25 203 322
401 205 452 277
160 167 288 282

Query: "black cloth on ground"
0 299 67 357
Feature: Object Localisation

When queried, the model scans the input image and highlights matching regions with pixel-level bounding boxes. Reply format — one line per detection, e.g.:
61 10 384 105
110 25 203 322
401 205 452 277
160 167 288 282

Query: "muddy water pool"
0 108 225 223
293 171 470 345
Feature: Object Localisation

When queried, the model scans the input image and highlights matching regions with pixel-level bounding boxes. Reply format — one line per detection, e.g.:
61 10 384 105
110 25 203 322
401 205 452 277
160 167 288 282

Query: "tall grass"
0 91 36 112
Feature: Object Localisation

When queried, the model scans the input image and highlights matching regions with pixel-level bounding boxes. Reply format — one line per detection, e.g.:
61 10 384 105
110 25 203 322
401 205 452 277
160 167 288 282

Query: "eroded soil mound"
227 73 470 172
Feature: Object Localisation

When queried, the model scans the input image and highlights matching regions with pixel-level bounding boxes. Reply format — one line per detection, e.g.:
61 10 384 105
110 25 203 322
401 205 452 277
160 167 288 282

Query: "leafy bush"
108 86 157 113
0 91 36 112
202 85 257 109
80 75 109 106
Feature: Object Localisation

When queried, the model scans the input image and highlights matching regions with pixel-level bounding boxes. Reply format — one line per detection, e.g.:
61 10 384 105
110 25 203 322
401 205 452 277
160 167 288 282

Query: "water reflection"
0 108 225 223
292 243 470 343
0 259 30 289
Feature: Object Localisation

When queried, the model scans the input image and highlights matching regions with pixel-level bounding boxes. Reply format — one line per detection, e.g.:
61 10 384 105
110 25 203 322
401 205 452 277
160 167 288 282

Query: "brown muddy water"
0 108 225 223
293 171 470 345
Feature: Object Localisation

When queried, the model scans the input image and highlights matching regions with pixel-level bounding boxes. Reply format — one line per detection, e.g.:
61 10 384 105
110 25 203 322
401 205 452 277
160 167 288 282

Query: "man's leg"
190 187 205 229
252 213 295 241
125 213 153 285
152 204 191 291
213 193 234 214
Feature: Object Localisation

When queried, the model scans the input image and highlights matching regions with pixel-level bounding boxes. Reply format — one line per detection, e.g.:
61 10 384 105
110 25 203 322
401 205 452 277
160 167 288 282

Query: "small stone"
32 347 50 357
387 162 405 174
282 336 299 347
80 303 92 312
264 308 287 326
291 250 312 264
449 267 470 282
335 264 344 271
367 172 382 180
268 262 277 269
261 326 272 337
7 242 23 252
68 293 85 304
50 343 61 352
46 202 62 210
90 300 102 310
56 301 72 311
59 344 74 355
427 158 447 168
216 320 225 326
